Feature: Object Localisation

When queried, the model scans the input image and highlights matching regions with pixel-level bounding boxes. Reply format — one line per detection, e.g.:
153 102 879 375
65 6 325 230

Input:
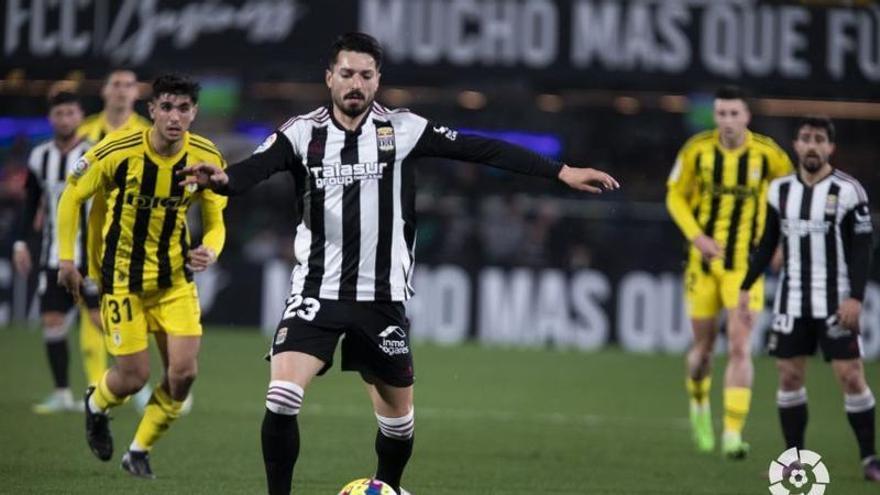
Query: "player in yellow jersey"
57 74 227 479
78 69 152 144
76 69 152 390
666 86 793 458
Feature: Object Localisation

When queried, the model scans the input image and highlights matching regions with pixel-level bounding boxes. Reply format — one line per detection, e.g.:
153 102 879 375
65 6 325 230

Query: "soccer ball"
338 478 397 495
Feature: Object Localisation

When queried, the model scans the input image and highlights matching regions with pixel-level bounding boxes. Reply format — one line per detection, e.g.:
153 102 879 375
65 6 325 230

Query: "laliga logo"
768 448 830 495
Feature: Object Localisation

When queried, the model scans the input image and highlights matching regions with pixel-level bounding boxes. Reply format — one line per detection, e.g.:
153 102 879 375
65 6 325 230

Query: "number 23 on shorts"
282 295 321 321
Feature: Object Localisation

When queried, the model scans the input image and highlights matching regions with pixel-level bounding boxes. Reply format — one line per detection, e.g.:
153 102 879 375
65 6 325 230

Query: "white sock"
87 394 104 415
129 440 146 453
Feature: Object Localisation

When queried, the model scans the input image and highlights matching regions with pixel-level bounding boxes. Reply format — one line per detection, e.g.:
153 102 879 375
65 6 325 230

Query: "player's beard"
336 90 372 118
55 129 76 142
801 153 824 173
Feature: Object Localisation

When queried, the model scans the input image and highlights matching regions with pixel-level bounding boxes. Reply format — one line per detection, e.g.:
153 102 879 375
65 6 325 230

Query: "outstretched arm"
411 124 619 193
179 131 299 195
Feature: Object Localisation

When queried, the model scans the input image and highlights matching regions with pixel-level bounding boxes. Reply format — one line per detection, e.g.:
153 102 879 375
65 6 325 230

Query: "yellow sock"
79 308 107 386
723 387 752 434
93 371 127 411
133 385 184 452
686 376 712 408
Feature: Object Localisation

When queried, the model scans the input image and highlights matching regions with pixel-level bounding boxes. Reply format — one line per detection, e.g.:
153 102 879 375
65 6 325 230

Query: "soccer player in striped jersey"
666 86 793 458
57 74 227 479
78 69 152 393
13 92 103 413
181 32 619 495
739 116 880 481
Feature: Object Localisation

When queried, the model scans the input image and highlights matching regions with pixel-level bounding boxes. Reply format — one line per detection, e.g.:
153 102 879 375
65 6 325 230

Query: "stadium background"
2 1 880 493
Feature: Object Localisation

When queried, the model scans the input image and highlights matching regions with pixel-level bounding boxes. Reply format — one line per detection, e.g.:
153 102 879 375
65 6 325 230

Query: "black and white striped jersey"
743 170 874 318
18 138 92 269
220 103 562 302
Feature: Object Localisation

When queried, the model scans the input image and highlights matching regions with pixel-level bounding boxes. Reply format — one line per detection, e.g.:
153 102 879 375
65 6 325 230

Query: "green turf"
1 325 877 494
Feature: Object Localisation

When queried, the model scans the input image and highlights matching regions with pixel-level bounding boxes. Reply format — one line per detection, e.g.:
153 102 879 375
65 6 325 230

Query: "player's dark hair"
49 91 80 109
796 115 836 143
329 32 383 69
151 73 200 103
714 85 754 112
714 85 747 101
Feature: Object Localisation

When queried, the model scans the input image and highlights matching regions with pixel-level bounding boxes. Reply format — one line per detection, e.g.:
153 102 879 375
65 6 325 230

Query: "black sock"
847 407 876 461
45 339 69 389
778 404 808 449
261 409 300 495
375 431 414 493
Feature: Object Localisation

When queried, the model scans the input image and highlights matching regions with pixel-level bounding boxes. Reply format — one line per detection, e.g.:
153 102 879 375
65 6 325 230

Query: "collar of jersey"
796 166 835 188
143 128 189 165
328 104 373 135
713 128 753 155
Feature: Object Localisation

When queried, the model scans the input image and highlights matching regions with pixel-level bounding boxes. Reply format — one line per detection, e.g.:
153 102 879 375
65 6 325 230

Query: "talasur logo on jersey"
309 162 388 188
781 219 830 236
378 326 409 356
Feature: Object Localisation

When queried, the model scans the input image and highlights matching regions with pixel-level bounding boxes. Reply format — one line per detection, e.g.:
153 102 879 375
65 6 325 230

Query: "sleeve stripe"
93 134 142 159
833 170 868 203
94 140 142 161
91 131 141 155
189 141 224 162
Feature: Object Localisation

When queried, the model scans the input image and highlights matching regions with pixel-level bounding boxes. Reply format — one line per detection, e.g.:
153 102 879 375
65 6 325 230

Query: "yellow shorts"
101 283 202 356
684 263 764 319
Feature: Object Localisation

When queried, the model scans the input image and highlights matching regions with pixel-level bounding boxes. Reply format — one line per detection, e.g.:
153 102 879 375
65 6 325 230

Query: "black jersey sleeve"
841 203 873 301
742 204 781 290
16 170 43 242
219 132 301 196
410 122 563 179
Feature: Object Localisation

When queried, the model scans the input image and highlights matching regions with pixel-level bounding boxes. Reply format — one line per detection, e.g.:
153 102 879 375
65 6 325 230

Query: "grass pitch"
1 325 877 494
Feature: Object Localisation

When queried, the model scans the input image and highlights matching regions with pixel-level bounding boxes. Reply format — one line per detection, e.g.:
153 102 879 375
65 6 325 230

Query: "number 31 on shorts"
282 295 320 321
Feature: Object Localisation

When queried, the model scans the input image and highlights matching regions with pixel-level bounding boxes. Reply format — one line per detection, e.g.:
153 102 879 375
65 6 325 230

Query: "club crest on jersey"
254 133 277 154
186 182 199 193
72 156 90 178
275 327 288 345
376 126 395 152
824 194 838 215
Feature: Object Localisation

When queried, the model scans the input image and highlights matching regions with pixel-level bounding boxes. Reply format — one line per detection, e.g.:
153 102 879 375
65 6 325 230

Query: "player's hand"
558 165 620 193
736 290 753 329
57 260 83 303
837 298 862 333
693 234 723 262
187 245 217 273
178 163 228 190
12 241 32 276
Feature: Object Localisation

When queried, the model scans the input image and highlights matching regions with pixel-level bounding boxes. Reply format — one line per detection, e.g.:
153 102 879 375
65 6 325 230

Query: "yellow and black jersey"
58 128 227 295
78 111 152 145
666 129 793 272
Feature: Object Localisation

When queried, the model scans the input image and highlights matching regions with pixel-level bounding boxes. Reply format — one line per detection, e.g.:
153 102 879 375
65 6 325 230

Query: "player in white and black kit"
13 92 103 414
180 32 619 495
739 116 880 482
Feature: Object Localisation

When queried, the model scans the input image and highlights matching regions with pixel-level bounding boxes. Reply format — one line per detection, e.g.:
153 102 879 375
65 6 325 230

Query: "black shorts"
767 314 862 362
38 268 100 313
270 297 414 387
